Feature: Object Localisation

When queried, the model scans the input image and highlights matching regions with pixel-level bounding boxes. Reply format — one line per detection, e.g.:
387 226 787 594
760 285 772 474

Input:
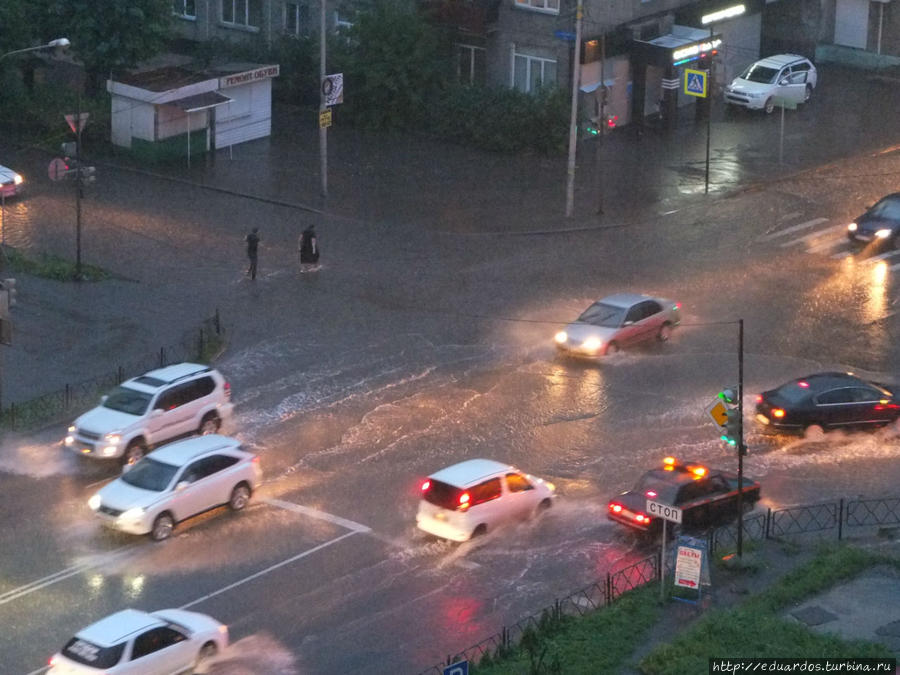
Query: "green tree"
336 0 452 129
38 0 172 92
0 0 38 59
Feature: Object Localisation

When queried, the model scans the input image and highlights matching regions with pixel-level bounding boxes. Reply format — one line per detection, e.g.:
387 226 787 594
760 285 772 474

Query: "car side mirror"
151 408 163 417
175 481 189 492
779 78 789 85
624 320 634 326
100 395 108 403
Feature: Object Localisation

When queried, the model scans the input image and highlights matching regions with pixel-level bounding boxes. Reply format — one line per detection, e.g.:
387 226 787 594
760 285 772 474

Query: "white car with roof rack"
88 434 262 540
48 607 227 674
724 54 817 114
416 458 556 542
65 362 233 466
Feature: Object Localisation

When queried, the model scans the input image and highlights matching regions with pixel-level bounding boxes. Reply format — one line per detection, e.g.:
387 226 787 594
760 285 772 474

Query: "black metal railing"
0 309 223 430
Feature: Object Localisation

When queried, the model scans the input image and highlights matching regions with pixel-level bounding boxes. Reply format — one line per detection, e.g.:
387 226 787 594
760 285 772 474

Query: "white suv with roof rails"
65 363 233 466
724 54 817 114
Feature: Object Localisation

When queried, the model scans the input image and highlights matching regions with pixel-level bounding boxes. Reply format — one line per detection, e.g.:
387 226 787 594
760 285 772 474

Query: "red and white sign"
64 113 89 134
674 545 703 588
48 157 69 181
219 65 280 89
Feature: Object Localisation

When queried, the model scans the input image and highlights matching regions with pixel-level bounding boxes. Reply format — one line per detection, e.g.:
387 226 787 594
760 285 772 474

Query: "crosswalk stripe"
780 223 847 247
862 250 900 264
831 250 854 260
762 217 828 241
808 236 847 252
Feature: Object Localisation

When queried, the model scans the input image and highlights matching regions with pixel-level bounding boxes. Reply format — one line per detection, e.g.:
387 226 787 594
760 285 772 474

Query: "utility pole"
75 90 83 280
564 0 583 217
736 317 746 557
594 32 606 215
319 0 328 200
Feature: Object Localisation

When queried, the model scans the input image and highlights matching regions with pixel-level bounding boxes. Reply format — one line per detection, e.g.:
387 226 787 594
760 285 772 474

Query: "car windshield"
739 64 779 84
121 457 179 492
869 197 900 220
577 302 625 327
633 473 680 503
102 386 152 415
62 637 125 668
422 479 464 510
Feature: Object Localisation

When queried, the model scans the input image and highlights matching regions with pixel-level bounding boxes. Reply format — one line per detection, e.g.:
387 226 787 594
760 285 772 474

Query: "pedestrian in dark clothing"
246 227 260 280
298 225 319 271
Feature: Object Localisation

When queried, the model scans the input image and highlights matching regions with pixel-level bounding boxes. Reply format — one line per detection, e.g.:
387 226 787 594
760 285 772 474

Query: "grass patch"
473 585 662 674
2 246 111 282
640 544 897 675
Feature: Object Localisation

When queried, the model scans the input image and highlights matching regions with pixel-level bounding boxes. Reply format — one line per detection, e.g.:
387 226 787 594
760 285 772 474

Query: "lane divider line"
261 498 372 533
179 530 360 610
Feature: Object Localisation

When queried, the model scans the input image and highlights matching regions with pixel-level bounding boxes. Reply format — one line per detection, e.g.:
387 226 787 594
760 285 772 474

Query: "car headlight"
545 481 556 492
120 507 145 520
847 222 857 232
554 331 567 344
583 336 602 351
104 432 121 443
875 228 892 239
13 174 23 185
88 494 102 510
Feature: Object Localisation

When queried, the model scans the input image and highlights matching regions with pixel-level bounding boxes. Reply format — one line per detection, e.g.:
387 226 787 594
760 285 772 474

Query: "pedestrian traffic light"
721 408 740 447
79 166 96 185
585 117 601 136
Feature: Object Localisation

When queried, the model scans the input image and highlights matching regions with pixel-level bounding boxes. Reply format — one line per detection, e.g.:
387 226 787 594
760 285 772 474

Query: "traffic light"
605 114 618 130
717 387 738 405
721 408 740 447
585 117 601 136
60 141 76 157
79 166 96 185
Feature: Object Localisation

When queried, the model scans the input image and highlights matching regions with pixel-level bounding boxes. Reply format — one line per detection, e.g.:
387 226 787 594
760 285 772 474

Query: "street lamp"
0 37 70 61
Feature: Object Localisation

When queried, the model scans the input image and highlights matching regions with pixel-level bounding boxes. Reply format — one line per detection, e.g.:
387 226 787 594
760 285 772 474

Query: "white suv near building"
65 363 234 466
724 54 817 114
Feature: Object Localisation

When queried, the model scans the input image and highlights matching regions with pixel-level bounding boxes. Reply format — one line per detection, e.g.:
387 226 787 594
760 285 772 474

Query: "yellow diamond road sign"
319 109 332 128
707 399 729 427
684 69 708 98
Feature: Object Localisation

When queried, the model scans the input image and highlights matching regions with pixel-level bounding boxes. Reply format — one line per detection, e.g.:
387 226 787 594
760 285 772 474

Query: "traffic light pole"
75 91 83 280
737 318 745 557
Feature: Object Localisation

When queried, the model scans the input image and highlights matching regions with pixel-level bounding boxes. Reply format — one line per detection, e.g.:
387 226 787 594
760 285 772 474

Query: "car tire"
535 499 552 518
228 483 251 511
151 513 175 541
122 439 147 467
764 97 775 114
196 641 218 667
804 84 812 102
199 412 220 436
605 341 619 355
471 524 487 539
804 424 825 440
657 322 672 342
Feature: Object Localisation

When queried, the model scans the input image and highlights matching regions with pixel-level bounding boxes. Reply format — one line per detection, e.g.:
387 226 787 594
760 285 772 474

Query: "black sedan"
846 192 900 249
607 457 760 535
756 372 900 435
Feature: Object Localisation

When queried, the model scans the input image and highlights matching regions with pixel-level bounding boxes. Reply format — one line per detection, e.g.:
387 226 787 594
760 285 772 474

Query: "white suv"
66 363 233 466
88 434 262 540
724 54 817 114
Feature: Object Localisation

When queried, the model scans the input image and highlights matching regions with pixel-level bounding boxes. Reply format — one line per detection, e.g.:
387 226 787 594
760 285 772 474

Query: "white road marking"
0 545 139 607
807 236 848 253
761 217 828 241
179 530 360 609
862 250 900 264
454 559 481 570
262 497 372 533
778 211 802 222
779 223 847 247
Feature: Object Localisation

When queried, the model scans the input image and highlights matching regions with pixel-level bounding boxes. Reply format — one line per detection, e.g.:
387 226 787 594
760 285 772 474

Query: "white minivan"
416 459 556 542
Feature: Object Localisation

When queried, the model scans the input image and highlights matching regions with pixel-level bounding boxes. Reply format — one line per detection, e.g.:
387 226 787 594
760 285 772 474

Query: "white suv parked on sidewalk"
65 363 233 466
724 54 817 114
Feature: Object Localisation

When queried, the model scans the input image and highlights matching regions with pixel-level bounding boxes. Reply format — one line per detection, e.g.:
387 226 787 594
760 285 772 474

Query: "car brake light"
458 492 470 509
756 394 763 403
610 503 623 513
252 455 260 464
797 381 809 388
224 381 231 399
49 656 58 666
875 402 899 410
772 408 785 418
635 513 649 523
645 490 657 498
421 480 430 491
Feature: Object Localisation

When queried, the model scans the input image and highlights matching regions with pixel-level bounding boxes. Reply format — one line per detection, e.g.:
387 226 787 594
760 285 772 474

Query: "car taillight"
772 408 785 418
458 492 470 509
756 394 763 403
797 381 809 388
874 402 899 411
635 513 650 523
49 656 58 666
421 480 430 491
645 490 657 498
252 455 260 464
224 381 231 399
610 503 623 513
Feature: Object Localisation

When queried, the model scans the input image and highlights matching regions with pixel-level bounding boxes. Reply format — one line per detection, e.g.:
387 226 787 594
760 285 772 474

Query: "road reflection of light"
88 574 104 597
439 595 488 642
125 574 145 599
865 261 888 325
546 365 568 402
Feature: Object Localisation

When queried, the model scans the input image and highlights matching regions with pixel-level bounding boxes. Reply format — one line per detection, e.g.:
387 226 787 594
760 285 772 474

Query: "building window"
513 51 557 92
285 2 310 36
514 0 560 13
456 44 486 84
173 0 196 18
222 0 261 28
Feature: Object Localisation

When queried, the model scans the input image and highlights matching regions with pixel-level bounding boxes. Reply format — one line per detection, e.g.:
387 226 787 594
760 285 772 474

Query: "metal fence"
419 493 900 674
709 496 900 554
416 551 659 675
0 310 223 430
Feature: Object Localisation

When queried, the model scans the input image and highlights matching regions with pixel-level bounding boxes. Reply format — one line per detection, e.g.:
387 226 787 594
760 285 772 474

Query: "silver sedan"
554 292 681 357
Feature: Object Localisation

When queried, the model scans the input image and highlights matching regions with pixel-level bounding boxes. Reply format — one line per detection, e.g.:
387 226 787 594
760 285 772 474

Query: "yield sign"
65 112 90 134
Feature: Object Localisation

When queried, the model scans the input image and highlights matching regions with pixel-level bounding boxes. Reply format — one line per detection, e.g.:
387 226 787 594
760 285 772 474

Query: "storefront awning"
580 78 617 93
167 91 233 113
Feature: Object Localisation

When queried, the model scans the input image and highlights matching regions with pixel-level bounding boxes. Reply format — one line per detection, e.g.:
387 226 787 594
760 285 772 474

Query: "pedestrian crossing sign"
684 69 708 98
